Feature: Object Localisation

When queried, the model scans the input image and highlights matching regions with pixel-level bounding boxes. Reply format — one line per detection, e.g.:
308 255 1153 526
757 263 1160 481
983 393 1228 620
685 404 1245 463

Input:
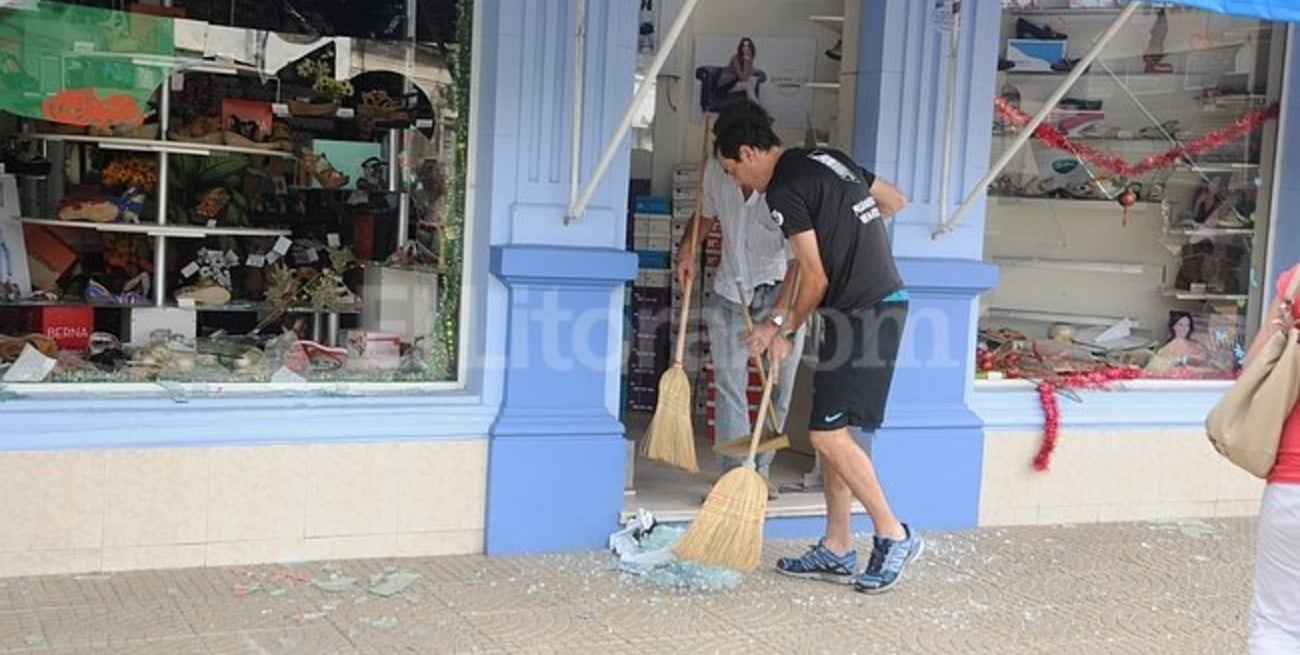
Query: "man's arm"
782 231 828 332
869 176 908 219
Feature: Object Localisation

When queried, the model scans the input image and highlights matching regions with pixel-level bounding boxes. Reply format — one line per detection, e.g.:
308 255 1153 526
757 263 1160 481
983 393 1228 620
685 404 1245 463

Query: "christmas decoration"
1031 366 1144 472
994 97 1279 179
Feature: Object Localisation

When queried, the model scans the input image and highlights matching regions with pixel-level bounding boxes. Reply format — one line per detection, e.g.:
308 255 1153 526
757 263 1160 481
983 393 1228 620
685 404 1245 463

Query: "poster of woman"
693 34 813 128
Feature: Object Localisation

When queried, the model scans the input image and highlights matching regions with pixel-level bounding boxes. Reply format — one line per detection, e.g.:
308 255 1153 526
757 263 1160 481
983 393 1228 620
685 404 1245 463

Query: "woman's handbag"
1206 268 1300 478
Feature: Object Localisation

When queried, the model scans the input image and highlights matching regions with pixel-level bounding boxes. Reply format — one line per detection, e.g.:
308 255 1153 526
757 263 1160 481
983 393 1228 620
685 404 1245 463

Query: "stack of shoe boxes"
627 194 672 412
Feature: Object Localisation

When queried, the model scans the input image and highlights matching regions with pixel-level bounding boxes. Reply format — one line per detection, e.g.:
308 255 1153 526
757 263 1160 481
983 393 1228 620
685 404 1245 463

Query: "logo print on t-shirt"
770 209 784 226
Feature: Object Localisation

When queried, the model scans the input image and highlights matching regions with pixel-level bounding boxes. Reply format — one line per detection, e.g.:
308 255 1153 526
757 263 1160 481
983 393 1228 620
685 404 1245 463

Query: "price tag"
225 250 240 266
181 261 200 278
246 254 266 268
273 236 293 255
206 219 217 229
265 251 281 265
327 233 341 247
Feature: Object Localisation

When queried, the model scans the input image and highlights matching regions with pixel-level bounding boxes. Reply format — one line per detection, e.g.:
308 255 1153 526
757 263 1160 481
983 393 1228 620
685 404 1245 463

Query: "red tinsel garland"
994 97 1280 179
1032 366 1144 472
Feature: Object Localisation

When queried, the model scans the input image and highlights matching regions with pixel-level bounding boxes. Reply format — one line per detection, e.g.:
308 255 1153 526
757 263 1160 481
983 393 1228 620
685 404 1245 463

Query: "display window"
979 1 1285 383
0 0 471 385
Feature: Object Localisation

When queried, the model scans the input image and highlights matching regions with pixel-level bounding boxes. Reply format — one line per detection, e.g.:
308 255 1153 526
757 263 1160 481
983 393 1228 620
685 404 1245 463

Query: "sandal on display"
1016 18 1067 40
175 282 232 306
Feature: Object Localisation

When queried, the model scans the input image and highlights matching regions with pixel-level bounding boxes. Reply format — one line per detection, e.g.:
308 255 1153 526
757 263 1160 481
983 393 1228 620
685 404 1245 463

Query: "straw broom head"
640 363 699 473
671 463 767 571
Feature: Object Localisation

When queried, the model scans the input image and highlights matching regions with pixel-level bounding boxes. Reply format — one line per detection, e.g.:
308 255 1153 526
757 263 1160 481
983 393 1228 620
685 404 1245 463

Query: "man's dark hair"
711 99 781 160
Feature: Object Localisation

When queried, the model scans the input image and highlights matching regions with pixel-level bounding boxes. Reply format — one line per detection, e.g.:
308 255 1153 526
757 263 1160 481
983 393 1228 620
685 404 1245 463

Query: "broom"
713 277 791 459
640 120 712 473
674 270 800 572
673 350 780 572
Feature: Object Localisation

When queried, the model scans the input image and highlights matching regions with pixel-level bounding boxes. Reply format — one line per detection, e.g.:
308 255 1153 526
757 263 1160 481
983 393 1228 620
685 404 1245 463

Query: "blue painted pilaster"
481 0 640 554
486 246 635 554
854 0 1002 530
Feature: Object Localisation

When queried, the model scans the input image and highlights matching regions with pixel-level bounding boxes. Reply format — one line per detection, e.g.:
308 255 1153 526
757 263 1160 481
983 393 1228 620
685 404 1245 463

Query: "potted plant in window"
288 55 353 118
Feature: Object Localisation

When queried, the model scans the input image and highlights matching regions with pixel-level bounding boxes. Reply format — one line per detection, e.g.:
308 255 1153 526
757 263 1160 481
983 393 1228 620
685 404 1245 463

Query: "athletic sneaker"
854 523 924 594
775 539 857 585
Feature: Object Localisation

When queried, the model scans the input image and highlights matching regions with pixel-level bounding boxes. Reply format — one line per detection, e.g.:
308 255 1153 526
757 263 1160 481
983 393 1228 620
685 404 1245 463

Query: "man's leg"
705 296 753 476
816 441 856 555
809 427 904 541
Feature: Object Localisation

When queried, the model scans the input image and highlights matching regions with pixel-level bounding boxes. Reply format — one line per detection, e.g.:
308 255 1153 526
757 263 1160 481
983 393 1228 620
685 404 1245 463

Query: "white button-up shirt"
702 157 790 305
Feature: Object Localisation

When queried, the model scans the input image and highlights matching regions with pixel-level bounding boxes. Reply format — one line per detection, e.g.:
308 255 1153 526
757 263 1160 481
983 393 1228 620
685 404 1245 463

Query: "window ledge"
0 383 498 451
972 378 1230 430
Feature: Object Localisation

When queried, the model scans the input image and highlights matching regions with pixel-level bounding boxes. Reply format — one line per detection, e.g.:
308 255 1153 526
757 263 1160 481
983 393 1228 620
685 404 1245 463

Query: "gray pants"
706 284 806 478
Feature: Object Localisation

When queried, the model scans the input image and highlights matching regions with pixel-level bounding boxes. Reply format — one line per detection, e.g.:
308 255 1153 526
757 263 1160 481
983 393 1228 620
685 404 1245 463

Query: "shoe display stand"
982 3 1280 369
805 0 860 149
2 59 432 350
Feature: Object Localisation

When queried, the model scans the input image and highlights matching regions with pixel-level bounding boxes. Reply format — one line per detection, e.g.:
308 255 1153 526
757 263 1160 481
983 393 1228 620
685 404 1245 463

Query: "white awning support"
566 0 702 224
932 0 1142 238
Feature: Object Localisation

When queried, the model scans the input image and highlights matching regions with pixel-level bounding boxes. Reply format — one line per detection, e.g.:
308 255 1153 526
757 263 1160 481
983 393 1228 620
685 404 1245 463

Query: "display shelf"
986 307 1138 329
989 195 1167 211
1160 288 1249 302
1003 4 1182 17
1172 162 1259 173
18 217 291 239
25 133 297 159
808 14 844 32
993 257 1147 275
1162 225 1255 236
270 103 436 130
0 298 359 314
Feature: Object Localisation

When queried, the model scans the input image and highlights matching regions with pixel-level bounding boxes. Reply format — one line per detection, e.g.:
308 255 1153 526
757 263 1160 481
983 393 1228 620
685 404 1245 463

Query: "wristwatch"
769 312 796 340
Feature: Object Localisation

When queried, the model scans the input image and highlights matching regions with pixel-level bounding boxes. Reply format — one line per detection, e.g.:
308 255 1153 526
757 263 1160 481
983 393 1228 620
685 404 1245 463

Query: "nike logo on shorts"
824 412 844 423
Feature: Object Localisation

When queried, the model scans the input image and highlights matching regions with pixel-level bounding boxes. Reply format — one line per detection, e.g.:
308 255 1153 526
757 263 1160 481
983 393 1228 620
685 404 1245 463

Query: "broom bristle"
672 467 768 572
640 365 699 473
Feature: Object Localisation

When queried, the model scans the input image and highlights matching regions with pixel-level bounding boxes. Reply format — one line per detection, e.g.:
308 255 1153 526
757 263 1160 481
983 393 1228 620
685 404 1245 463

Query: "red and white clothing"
1250 263 1300 654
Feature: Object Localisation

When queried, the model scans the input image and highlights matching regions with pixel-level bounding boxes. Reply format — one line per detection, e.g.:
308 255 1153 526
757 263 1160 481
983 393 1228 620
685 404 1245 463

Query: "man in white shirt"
675 156 806 493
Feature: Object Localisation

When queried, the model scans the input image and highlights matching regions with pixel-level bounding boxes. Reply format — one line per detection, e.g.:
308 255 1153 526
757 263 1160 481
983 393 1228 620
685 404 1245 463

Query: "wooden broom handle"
746 352 779 463
746 268 800 462
673 118 712 364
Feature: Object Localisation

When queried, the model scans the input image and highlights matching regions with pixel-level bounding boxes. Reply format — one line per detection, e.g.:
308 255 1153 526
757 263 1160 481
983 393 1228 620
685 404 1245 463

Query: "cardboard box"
129 307 197 347
360 265 438 340
23 225 78 293
1006 39 1068 73
26 306 93 350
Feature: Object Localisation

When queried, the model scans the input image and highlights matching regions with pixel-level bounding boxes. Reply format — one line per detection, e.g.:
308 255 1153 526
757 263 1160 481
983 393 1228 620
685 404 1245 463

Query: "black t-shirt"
765 147 903 311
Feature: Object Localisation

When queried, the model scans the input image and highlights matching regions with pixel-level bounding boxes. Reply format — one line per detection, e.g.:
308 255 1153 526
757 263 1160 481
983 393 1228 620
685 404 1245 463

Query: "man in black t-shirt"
711 99 921 594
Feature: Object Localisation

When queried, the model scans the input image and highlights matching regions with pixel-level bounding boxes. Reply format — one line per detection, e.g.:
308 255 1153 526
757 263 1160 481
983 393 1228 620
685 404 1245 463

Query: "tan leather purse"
1206 268 1300 478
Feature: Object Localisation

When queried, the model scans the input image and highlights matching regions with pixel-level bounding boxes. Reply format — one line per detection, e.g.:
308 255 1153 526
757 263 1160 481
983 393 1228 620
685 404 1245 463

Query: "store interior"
0 0 464 385
620 0 863 518
977 1 1284 384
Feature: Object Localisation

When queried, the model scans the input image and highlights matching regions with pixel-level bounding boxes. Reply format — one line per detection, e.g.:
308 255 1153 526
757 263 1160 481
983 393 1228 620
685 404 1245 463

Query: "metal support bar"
565 0 702 223
569 0 587 223
154 77 172 307
937 1 962 242
932 0 1141 239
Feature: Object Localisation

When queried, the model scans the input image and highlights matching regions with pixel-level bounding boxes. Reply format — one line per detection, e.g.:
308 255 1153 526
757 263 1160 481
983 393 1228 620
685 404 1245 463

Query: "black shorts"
808 300 908 432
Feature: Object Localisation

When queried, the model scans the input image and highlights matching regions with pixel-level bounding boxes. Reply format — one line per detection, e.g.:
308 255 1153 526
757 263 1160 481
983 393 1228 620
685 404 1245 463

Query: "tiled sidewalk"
0 518 1255 654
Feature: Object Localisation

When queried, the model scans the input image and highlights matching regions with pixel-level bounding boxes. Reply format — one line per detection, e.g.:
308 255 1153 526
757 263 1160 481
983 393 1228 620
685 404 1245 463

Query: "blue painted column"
480 0 639 554
852 0 1002 530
